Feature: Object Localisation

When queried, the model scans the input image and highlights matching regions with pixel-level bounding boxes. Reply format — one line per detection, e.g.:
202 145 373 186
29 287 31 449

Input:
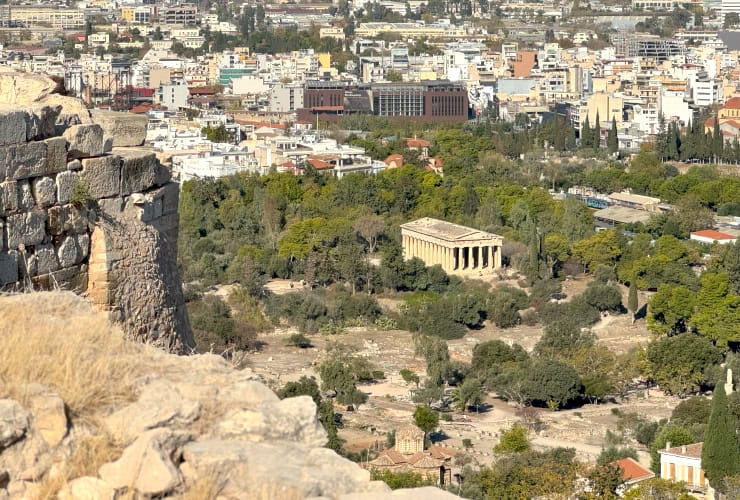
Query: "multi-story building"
270 83 304 112
371 81 469 121
1 6 85 29
160 4 198 25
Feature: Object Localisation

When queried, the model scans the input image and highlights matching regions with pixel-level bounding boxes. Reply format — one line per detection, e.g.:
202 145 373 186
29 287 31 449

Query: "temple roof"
400 217 503 243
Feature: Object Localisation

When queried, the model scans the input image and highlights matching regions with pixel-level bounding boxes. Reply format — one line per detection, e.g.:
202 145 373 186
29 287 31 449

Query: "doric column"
446 247 453 272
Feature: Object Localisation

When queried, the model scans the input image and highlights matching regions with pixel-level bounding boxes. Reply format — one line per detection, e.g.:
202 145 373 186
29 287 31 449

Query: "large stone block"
32 177 56 208
0 110 29 146
80 155 121 198
56 171 78 205
0 141 47 180
48 204 90 235
57 235 81 268
33 244 60 275
6 211 46 249
27 105 62 141
91 109 148 147
0 252 18 285
117 150 158 195
44 137 68 173
152 182 180 216
62 124 105 159
0 181 18 215
18 180 34 211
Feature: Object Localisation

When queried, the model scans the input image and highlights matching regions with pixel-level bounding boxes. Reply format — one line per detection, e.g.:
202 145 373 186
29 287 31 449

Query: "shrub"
494 424 530 454
288 333 312 348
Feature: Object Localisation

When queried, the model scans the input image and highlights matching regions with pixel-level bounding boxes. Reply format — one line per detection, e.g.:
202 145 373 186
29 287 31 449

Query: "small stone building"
395 425 424 454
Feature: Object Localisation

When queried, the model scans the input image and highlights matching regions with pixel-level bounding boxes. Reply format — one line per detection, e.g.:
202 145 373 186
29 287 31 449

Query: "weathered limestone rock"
57 236 81 268
0 142 47 180
31 176 55 208
91 109 148 147
58 477 114 500
0 253 18 285
27 105 62 141
99 429 187 497
214 396 326 447
216 380 280 408
55 171 77 205
116 148 159 195
44 137 68 173
32 244 60 275
80 156 120 198
62 124 105 159
104 378 200 444
181 440 380 499
17 180 34 211
0 110 29 146
0 400 29 450
24 384 67 447
0 69 56 106
66 159 81 171
0 181 18 215
6 211 46 249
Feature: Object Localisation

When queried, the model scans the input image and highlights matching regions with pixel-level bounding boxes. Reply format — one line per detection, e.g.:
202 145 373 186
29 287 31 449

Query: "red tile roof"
723 96 740 110
406 138 430 148
308 158 333 169
691 230 736 240
385 154 404 166
611 457 654 482
660 442 703 459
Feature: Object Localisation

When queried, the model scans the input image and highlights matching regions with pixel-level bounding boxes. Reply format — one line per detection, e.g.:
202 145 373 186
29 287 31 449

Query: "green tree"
607 117 619 153
413 405 439 442
370 469 434 489
400 368 420 387
522 359 582 408
647 285 695 336
702 383 740 491
646 334 723 396
494 424 530 454
623 478 695 500
628 276 639 324
572 230 622 272
588 463 625 498
453 377 484 413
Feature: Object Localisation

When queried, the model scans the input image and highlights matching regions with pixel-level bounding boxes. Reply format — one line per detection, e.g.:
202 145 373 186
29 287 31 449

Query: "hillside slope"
0 291 455 499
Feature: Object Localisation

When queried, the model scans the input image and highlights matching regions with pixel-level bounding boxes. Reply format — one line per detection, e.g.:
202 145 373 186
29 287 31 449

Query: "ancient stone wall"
0 97 193 352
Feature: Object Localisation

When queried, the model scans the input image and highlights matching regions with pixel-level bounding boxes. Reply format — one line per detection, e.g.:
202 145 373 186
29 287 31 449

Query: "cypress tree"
628 276 638 324
713 115 724 163
581 115 592 149
702 382 740 492
607 117 618 153
594 111 601 149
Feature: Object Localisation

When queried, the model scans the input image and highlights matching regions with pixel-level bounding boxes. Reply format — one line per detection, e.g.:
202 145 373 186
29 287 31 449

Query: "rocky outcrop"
0 70 192 352
0 292 458 500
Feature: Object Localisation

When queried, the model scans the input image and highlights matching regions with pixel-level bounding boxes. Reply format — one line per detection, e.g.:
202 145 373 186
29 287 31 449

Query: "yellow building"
318 53 331 69
581 93 623 126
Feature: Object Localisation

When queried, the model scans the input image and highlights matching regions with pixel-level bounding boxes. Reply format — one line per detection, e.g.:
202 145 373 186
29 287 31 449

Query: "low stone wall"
0 100 192 352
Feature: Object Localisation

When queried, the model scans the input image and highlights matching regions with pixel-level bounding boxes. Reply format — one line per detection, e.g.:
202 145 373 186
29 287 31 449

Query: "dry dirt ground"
244 275 666 470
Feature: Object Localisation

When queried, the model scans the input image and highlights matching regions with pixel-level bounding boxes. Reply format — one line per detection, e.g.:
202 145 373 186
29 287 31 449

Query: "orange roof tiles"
724 97 740 110
691 230 736 240
611 457 654 482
